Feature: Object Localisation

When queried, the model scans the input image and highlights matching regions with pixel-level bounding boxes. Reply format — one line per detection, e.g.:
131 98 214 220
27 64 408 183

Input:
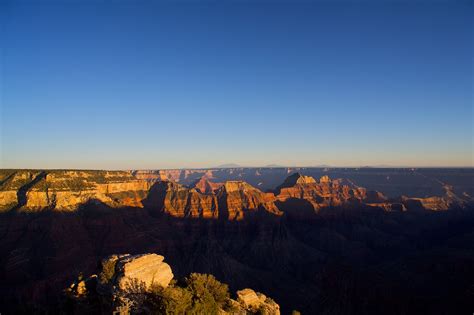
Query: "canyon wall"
0 169 471 214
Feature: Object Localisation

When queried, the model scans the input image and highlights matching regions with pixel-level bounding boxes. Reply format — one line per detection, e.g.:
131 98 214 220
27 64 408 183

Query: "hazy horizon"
1 163 473 171
1 0 472 169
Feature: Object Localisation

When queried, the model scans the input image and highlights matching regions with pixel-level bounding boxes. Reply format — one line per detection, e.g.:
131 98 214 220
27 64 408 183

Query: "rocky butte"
0 169 471 214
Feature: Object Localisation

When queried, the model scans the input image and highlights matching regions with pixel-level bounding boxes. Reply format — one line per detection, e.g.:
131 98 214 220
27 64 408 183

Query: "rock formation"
0 170 156 212
66 253 280 315
277 172 317 188
192 176 223 194
276 173 374 211
147 181 219 218
236 288 280 314
0 169 470 214
102 253 173 291
146 180 282 220
216 181 283 220
0 170 44 211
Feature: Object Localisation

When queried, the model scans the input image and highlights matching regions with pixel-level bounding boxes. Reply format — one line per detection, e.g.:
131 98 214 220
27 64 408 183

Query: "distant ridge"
264 164 285 168
216 163 241 168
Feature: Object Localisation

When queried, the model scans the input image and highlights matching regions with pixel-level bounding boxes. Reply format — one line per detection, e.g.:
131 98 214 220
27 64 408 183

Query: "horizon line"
1 166 473 171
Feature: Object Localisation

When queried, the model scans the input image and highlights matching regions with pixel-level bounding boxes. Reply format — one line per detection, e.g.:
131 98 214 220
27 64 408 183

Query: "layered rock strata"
0 170 469 214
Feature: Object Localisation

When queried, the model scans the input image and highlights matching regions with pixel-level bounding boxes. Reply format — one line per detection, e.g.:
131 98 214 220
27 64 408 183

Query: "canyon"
0 168 473 314
1 168 471 214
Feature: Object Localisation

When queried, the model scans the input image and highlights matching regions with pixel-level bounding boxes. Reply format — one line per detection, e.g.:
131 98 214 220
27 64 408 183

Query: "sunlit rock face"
192 176 224 194
0 170 154 212
275 173 384 212
216 181 282 220
113 254 174 290
147 180 281 220
149 181 219 219
0 171 43 211
0 169 470 215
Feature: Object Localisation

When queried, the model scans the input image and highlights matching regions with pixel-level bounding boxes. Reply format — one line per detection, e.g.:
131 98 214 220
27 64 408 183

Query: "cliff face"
0 169 469 214
145 180 281 220
276 173 378 211
0 170 154 212
149 181 219 219
0 171 43 211
192 177 223 194
216 181 282 220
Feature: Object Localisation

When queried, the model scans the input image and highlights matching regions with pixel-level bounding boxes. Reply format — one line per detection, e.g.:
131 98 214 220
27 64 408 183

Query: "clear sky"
1 0 472 169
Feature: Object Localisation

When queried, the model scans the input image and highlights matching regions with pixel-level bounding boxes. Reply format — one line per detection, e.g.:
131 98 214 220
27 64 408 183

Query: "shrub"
147 284 193 315
185 273 229 314
144 273 230 315
99 258 117 285
186 273 229 306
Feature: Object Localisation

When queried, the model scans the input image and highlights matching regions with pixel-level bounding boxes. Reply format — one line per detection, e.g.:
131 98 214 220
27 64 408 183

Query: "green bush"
144 273 229 315
147 285 193 315
65 270 232 314
99 259 117 285
186 273 229 306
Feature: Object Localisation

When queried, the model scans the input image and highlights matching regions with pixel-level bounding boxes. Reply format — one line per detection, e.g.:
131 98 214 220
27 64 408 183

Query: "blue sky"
1 0 472 169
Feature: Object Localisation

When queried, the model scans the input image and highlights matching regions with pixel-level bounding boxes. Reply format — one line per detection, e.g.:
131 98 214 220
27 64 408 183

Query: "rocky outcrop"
236 288 280 314
0 169 469 214
276 173 372 211
216 181 282 220
1 170 155 212
192 176 223 194
0 190 18 211
147 180 282 220
401 196 453 211
66 253 280 314
277 172 316 188
132 170 169 181
148 181 219 218
0 171 43 211
104 253 174 291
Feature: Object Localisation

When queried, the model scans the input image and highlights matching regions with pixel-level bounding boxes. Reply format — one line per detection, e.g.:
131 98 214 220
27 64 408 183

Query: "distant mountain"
216 163 241 168
264 164 285 168
311 164 332 168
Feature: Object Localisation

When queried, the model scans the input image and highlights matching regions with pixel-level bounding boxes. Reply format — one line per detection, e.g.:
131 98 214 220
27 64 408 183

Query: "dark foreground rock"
66 253 281 315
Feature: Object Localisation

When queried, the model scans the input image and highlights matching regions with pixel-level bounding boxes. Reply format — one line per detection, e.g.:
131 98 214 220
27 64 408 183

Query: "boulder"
237 288 261 308
110 253 173 291
237 288 280 315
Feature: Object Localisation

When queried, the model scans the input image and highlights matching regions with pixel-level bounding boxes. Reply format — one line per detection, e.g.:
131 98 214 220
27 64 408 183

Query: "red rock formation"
192 177 223 194
147 181 219 219
216 181 282 220
148 180 282 220
276 173 386 211
1 170 468 215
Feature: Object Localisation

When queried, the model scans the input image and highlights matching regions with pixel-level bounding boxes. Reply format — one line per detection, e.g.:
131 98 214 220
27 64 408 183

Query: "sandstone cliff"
192 176 224 194
0 169 469 214
0 170 154 212
216 181 282 220
147 181 219 218
0 170 43 211
145 180 282 220
276 173 380 211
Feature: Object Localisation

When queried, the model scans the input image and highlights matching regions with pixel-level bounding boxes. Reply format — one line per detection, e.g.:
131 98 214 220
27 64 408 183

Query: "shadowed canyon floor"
0 168 473 314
